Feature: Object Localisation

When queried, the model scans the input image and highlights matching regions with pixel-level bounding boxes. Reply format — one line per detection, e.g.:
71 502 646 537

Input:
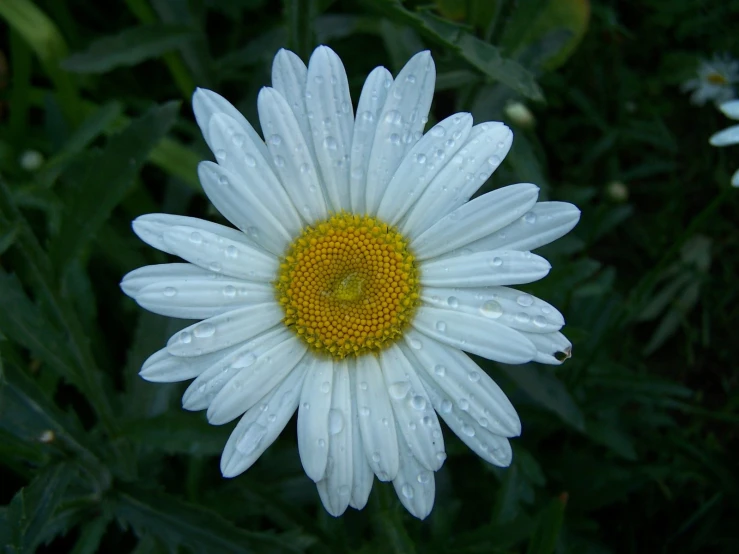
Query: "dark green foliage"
0 0 738 553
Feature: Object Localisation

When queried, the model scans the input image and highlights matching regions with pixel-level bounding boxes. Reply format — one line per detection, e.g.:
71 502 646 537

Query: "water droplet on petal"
411 395 427 411
431 125 446 137
189 232 203 244
517 294 534 307
534 315 548 328
273 155 285 167
269 134 282 146
447 296 459 308
323 136 338 150
215 149 226 160
389 381 411 399
468 371 480 383
401 484 414 499
462 424 475 437
409 338 422 349
440 399 453 413
194 323 215 338
360 110 374 122
417 471 431 484
244 154 256 167
480 300 503 319
490 257 503 267
372 452 381 463
416 153 427 164
236 423 266 455
434 364 446 377
524 212 537 224
384 110 402 125
328 409 344 434
163 287 177 297
515 312 531 323
180 331 192 344
320 381 330 394
458 398 470 411
225 245 238 258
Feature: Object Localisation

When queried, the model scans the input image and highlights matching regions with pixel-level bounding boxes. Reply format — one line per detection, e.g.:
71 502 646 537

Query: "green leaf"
69 515 111 554
50 101 180 268
0 221 20 255
5 463 74 554
61 24 196 73
120 412 231 456
526 496 566 554
369 0 543 101
584 419 637 460
115 485 314 554
0 272 80 387
500 364 585 431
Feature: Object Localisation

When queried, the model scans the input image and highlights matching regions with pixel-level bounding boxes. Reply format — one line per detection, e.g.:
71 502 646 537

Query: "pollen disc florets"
276 213 420 359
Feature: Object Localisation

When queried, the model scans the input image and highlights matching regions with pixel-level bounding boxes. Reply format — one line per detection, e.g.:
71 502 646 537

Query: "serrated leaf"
370 0 543 100
0 272 80 387
6 463 74 553
61 24 195 73
115 485 314 554
50 101 180 268
121 412 230 456
69 515 111 554
526 496 566 554
500 365 585 431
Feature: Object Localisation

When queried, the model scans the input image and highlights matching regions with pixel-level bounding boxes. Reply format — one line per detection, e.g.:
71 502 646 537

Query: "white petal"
420 250 551 288
411 306 536 364
132 214 249 257
220 360 308 477
402 330 520 437
445 201 581 255
132 270 273 320
376 113 473 225
349 365 374 509
306 46 354 212
140 346 239 383
198 159 291 256
418 366 513 467
297 356 334 482
121 263 207 297
206 110 305 229
709 124 739 146
192 88 271 165
401 122 512 237
167 302 283 357
411 183 540 258
355 355 399 480
421 286 564 334
349 67 393 213
162 224 278 282
365 51 436 214
271 49 312 151
521 330 573 365
720 99 739 120
182 327 287 411
392 427 436 520
316 360 353 517
379 344 446 472
257 87 328 223
206 334 307 424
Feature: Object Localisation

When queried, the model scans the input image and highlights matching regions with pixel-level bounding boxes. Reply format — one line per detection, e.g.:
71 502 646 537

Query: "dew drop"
179 331 192 344
534 315 548 328
218 175 229 186
209 262 222 273
372 452 381 463
517 294 534 307
487 155 501 166
461 424 476 437
232 351 256 369
244 154 256 167
468 371 480 383
314 75 324 84
406 74 417 83
323 136 338 150
480 300 503 319
269 134 282 146
411 395 427 411
515 312 531 323
359 381 368 391
434 364 446 377
318 438 326 448
490 257 503 267
435 321 447 333
389 381 411 399
273 155 285 167
409 338 422 349
225 245 238 258
436 451 447 463
417 471 431 484
389 133 401 145
189 232 203 244
215 149 226 160
447 296 459 308
360 110 374 122
320 381 330 394
328 409 344 434
384 110 402 125
194 323 215 338
223 285 236 297
416 153 427 164
431 125 446 137
360 406 370 417
163 287 177 297
524 212 537 224
440 399 453 413
458 398 470 411
401 484 414 499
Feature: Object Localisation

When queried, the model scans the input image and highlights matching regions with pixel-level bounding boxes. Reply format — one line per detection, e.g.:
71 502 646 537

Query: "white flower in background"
681 54 738 106
709 100 739 187
19 149 44 171
504 101 535 128
121 46 580 519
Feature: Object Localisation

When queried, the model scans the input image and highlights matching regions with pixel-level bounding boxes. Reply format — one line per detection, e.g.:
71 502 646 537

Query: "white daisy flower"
681 54 739 106
709 100 739 187
121 46 580 519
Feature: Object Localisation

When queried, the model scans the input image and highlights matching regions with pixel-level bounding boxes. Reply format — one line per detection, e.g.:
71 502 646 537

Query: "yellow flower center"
275 213 420 359
706 72 728 85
